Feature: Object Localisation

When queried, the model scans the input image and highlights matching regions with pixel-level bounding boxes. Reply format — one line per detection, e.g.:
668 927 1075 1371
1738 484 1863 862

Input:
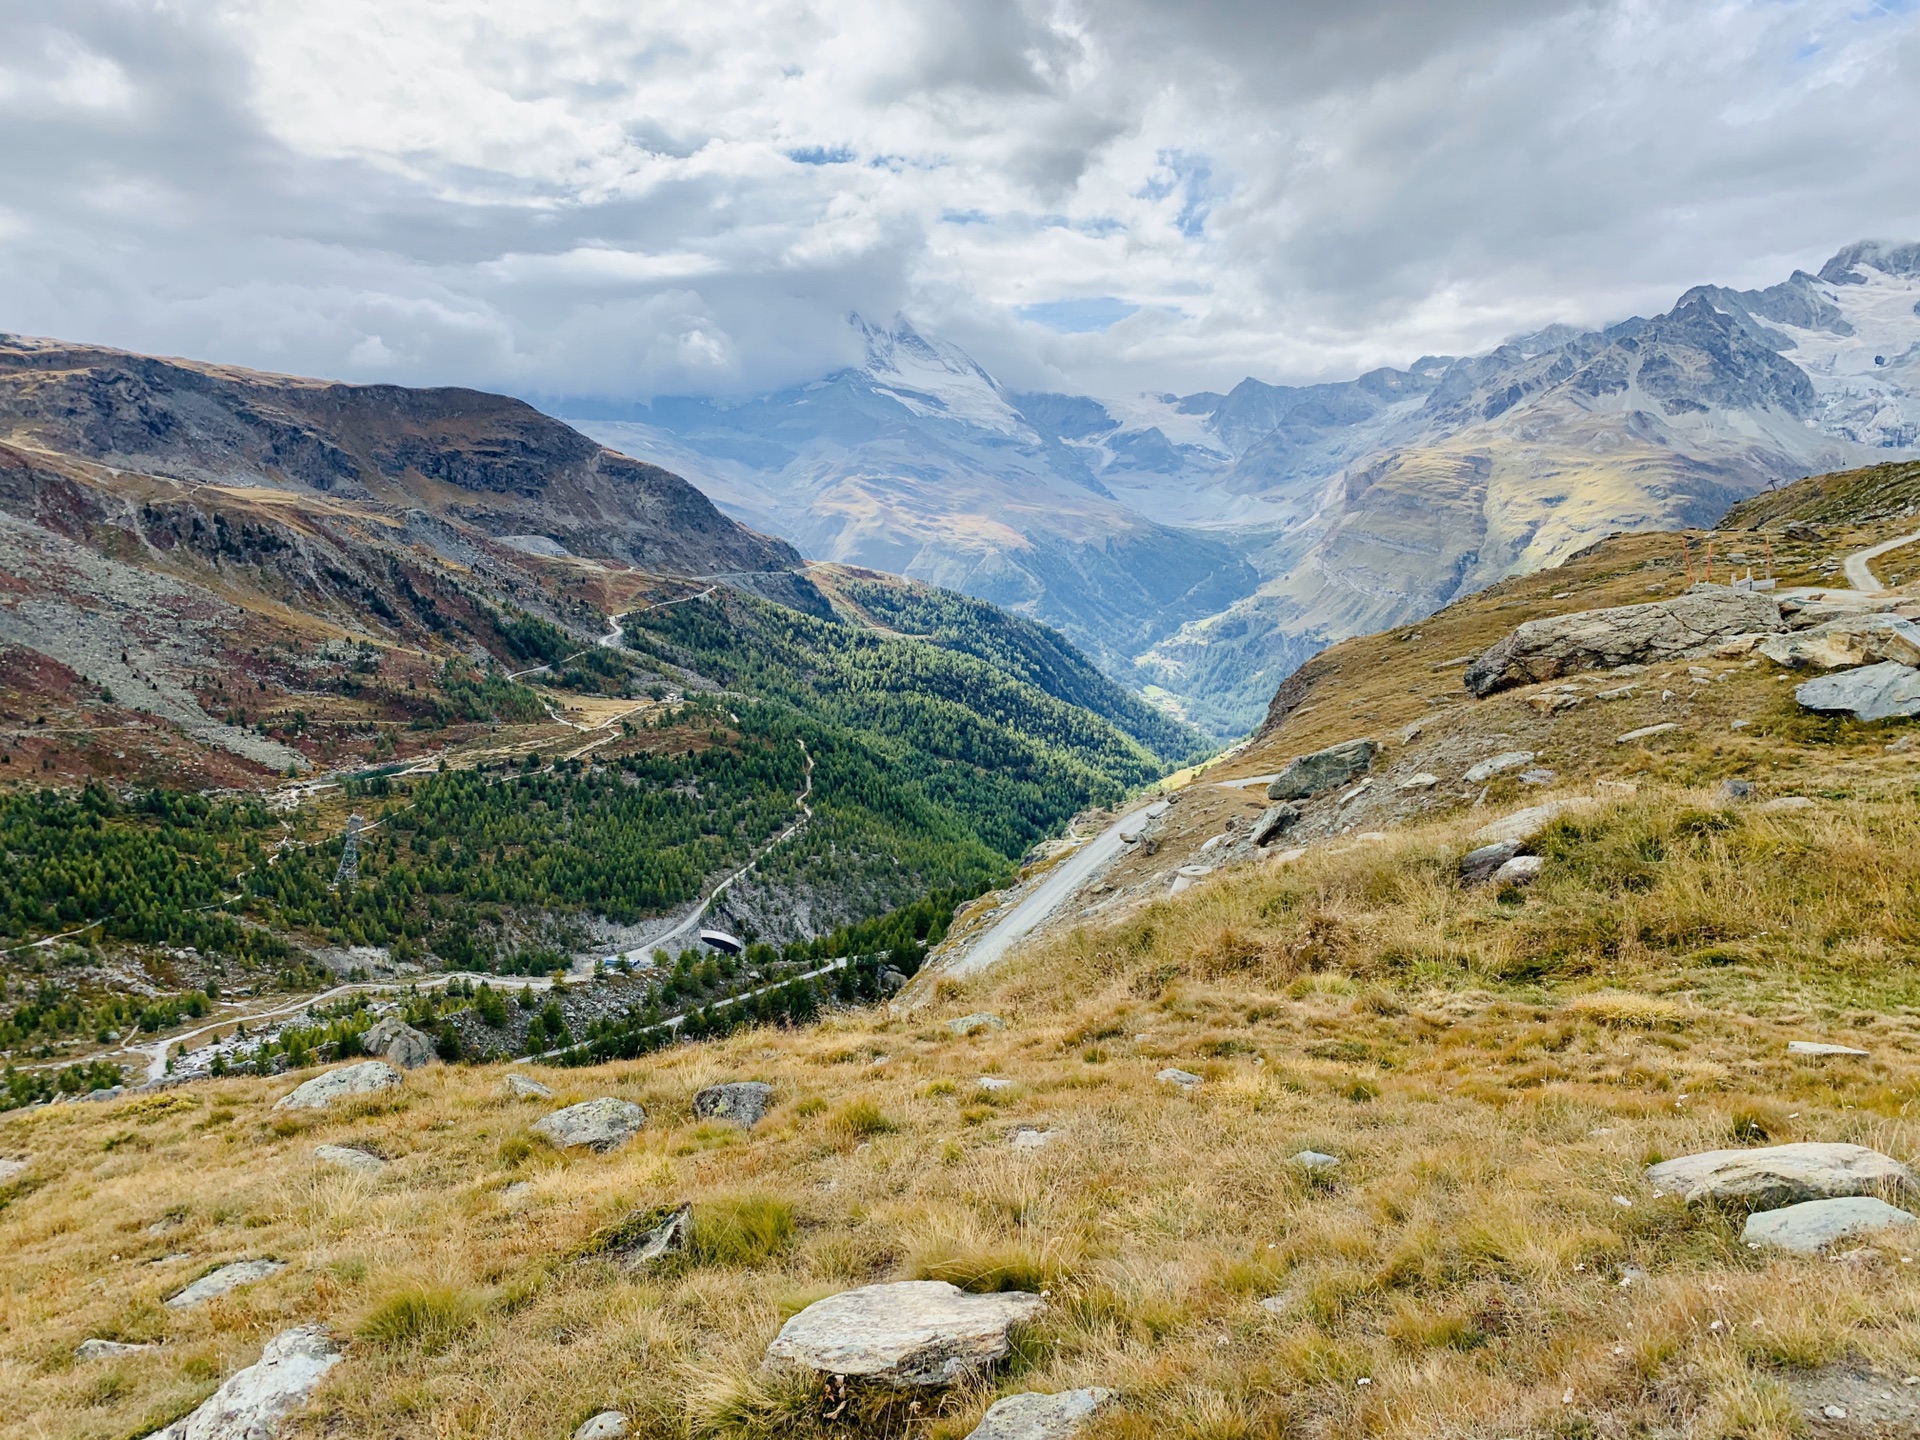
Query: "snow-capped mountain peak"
851 313 1034 438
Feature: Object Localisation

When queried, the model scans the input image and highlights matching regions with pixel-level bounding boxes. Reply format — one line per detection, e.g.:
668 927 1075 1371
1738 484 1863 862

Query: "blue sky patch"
1016 296 1140 333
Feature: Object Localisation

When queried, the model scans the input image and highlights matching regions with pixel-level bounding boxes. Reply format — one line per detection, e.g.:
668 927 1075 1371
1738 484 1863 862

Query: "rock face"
361 1018 436 1070
273 1061 402 1111
1795 661 1920 721
1464 587 1785 696
165 1259 286 1309
500 1074 554 1100
1249 803 1301 845
1743 1196 1918 1254
532 1097 646 1151
312 1144 385 1174
1646 1143 1914 1207
964 1388 1117 1440
1267 739 1376 800
692 1081 773 1127
138 1324 339 1440
1758 615 1920 670
763 1280 1044 1388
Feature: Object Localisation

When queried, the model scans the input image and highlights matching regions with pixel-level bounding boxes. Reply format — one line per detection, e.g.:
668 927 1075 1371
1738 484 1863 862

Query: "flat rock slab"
948 1014 1007 1036
533 1098 646 1151
139 1324 339 1440
1293 1150 1339 1171
1249 803 1301 845
1789 1041 1870 1057
1465 586 1784 696
965 1388 1117 1440
1463 751 1535 783
1744 1196 1918 1254
1615 722 1682 744
1267 739 1376 800
1009 1128 1053 1151
78 1338 155 1361
1759 614 1920 670
1492 855 1544 886
274 1061 402 1111
501 1074 553 1099
764 1280 1044 1387
1647 1143 1914 1208
312 1144 385 1174
574 1413 631 1440
165 1259 285 1309
1157 1068 1202 1087
1460 840 1524 885
1796 661 1920 722
1471 800 1584 846
693 1081 774 1127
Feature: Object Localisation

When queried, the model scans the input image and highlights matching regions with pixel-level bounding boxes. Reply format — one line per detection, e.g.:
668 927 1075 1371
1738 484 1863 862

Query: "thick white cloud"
0 0 1916 402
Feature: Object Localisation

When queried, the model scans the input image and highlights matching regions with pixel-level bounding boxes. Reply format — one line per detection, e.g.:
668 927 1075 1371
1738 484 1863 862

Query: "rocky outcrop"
1743 1196 1917 1254
138 1324 339 1440
947 1014 1006 1037
692 1082 773 1128
532 1097 646 1152
1646 1142 1914 1207
1266 739 1376 800
1795 662 1920 721
1464 587 1785 696
165 1259 286 1309
361 1018 435 1070
1759 615 1920 670
274 1061 402 1111
1249 803 1301 845
763 1280 1044 1388
964 1388 1117 1440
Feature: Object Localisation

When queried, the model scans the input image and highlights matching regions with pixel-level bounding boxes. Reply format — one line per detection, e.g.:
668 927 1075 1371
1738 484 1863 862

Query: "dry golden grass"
5 784 1920 1440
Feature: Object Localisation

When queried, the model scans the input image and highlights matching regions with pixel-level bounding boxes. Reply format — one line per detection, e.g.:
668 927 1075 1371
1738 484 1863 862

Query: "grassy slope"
1723 459 1920 529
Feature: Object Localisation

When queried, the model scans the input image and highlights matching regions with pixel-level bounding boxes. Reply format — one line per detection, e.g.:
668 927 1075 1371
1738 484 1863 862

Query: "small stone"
532 1098 647 1152
1744 1196 1918 1254
1615 722 1681 744
1718 779 1754 802
77 1338 155 1361
1491 855 1543 886
165 1259 286 1309
1249 802 1301 845
976 1076 1014 1091
1824 1405 1849 1420
1760 796 1816 812
0 1157 27 1185
948 1014 1007 1037
134 1324 338 1440
1157 1068 1202 1088
963 1387 1116 1440
1788 1041 1870 1058
312 1144 385 1174
1460 840 1524 885
574 1412 631 1440
273 1061 402 1111
1293 1150 1339 1170
1517 768 1558 786
1009 1127 1052 1151
1395 773 1440 791
500 1074 553 1100
692 1081 774 1127
1464 751 1536 783
762 1280 1045 1387
1257 1296 1289 1316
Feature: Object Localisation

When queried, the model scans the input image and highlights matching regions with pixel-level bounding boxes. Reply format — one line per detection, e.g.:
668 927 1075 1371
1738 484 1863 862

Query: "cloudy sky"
3 0 1918 404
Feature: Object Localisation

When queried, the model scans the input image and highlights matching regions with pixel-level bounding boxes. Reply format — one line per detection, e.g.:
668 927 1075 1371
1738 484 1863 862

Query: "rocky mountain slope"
569 243 1920 736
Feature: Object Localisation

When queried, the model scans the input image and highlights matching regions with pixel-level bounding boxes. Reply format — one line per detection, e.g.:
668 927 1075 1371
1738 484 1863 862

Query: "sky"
2 0 1918 405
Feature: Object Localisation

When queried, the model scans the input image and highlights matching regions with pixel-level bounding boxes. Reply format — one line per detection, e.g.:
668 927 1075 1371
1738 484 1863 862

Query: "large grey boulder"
274 1061 402 1111
1743 1196 1917 1254
1646 1142 1914 1208
361 1018 435 1070
1267 740 1376 800
1464 587 1785 696
532 1097 646 1152
1249 803 1301 846
1759 614 1920 670
763 1280 1044 1388
1795 662 1920 722
692 1081 773 1127
165 1259 286 1309
964 1388 1117 1440
138 1324 339 1440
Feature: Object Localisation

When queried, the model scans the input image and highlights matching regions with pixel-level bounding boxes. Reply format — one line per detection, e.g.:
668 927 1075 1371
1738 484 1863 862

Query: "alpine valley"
567 240 1920 734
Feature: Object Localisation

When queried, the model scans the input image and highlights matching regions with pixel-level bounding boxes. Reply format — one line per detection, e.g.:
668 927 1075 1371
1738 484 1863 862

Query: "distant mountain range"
566 240 1920 735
